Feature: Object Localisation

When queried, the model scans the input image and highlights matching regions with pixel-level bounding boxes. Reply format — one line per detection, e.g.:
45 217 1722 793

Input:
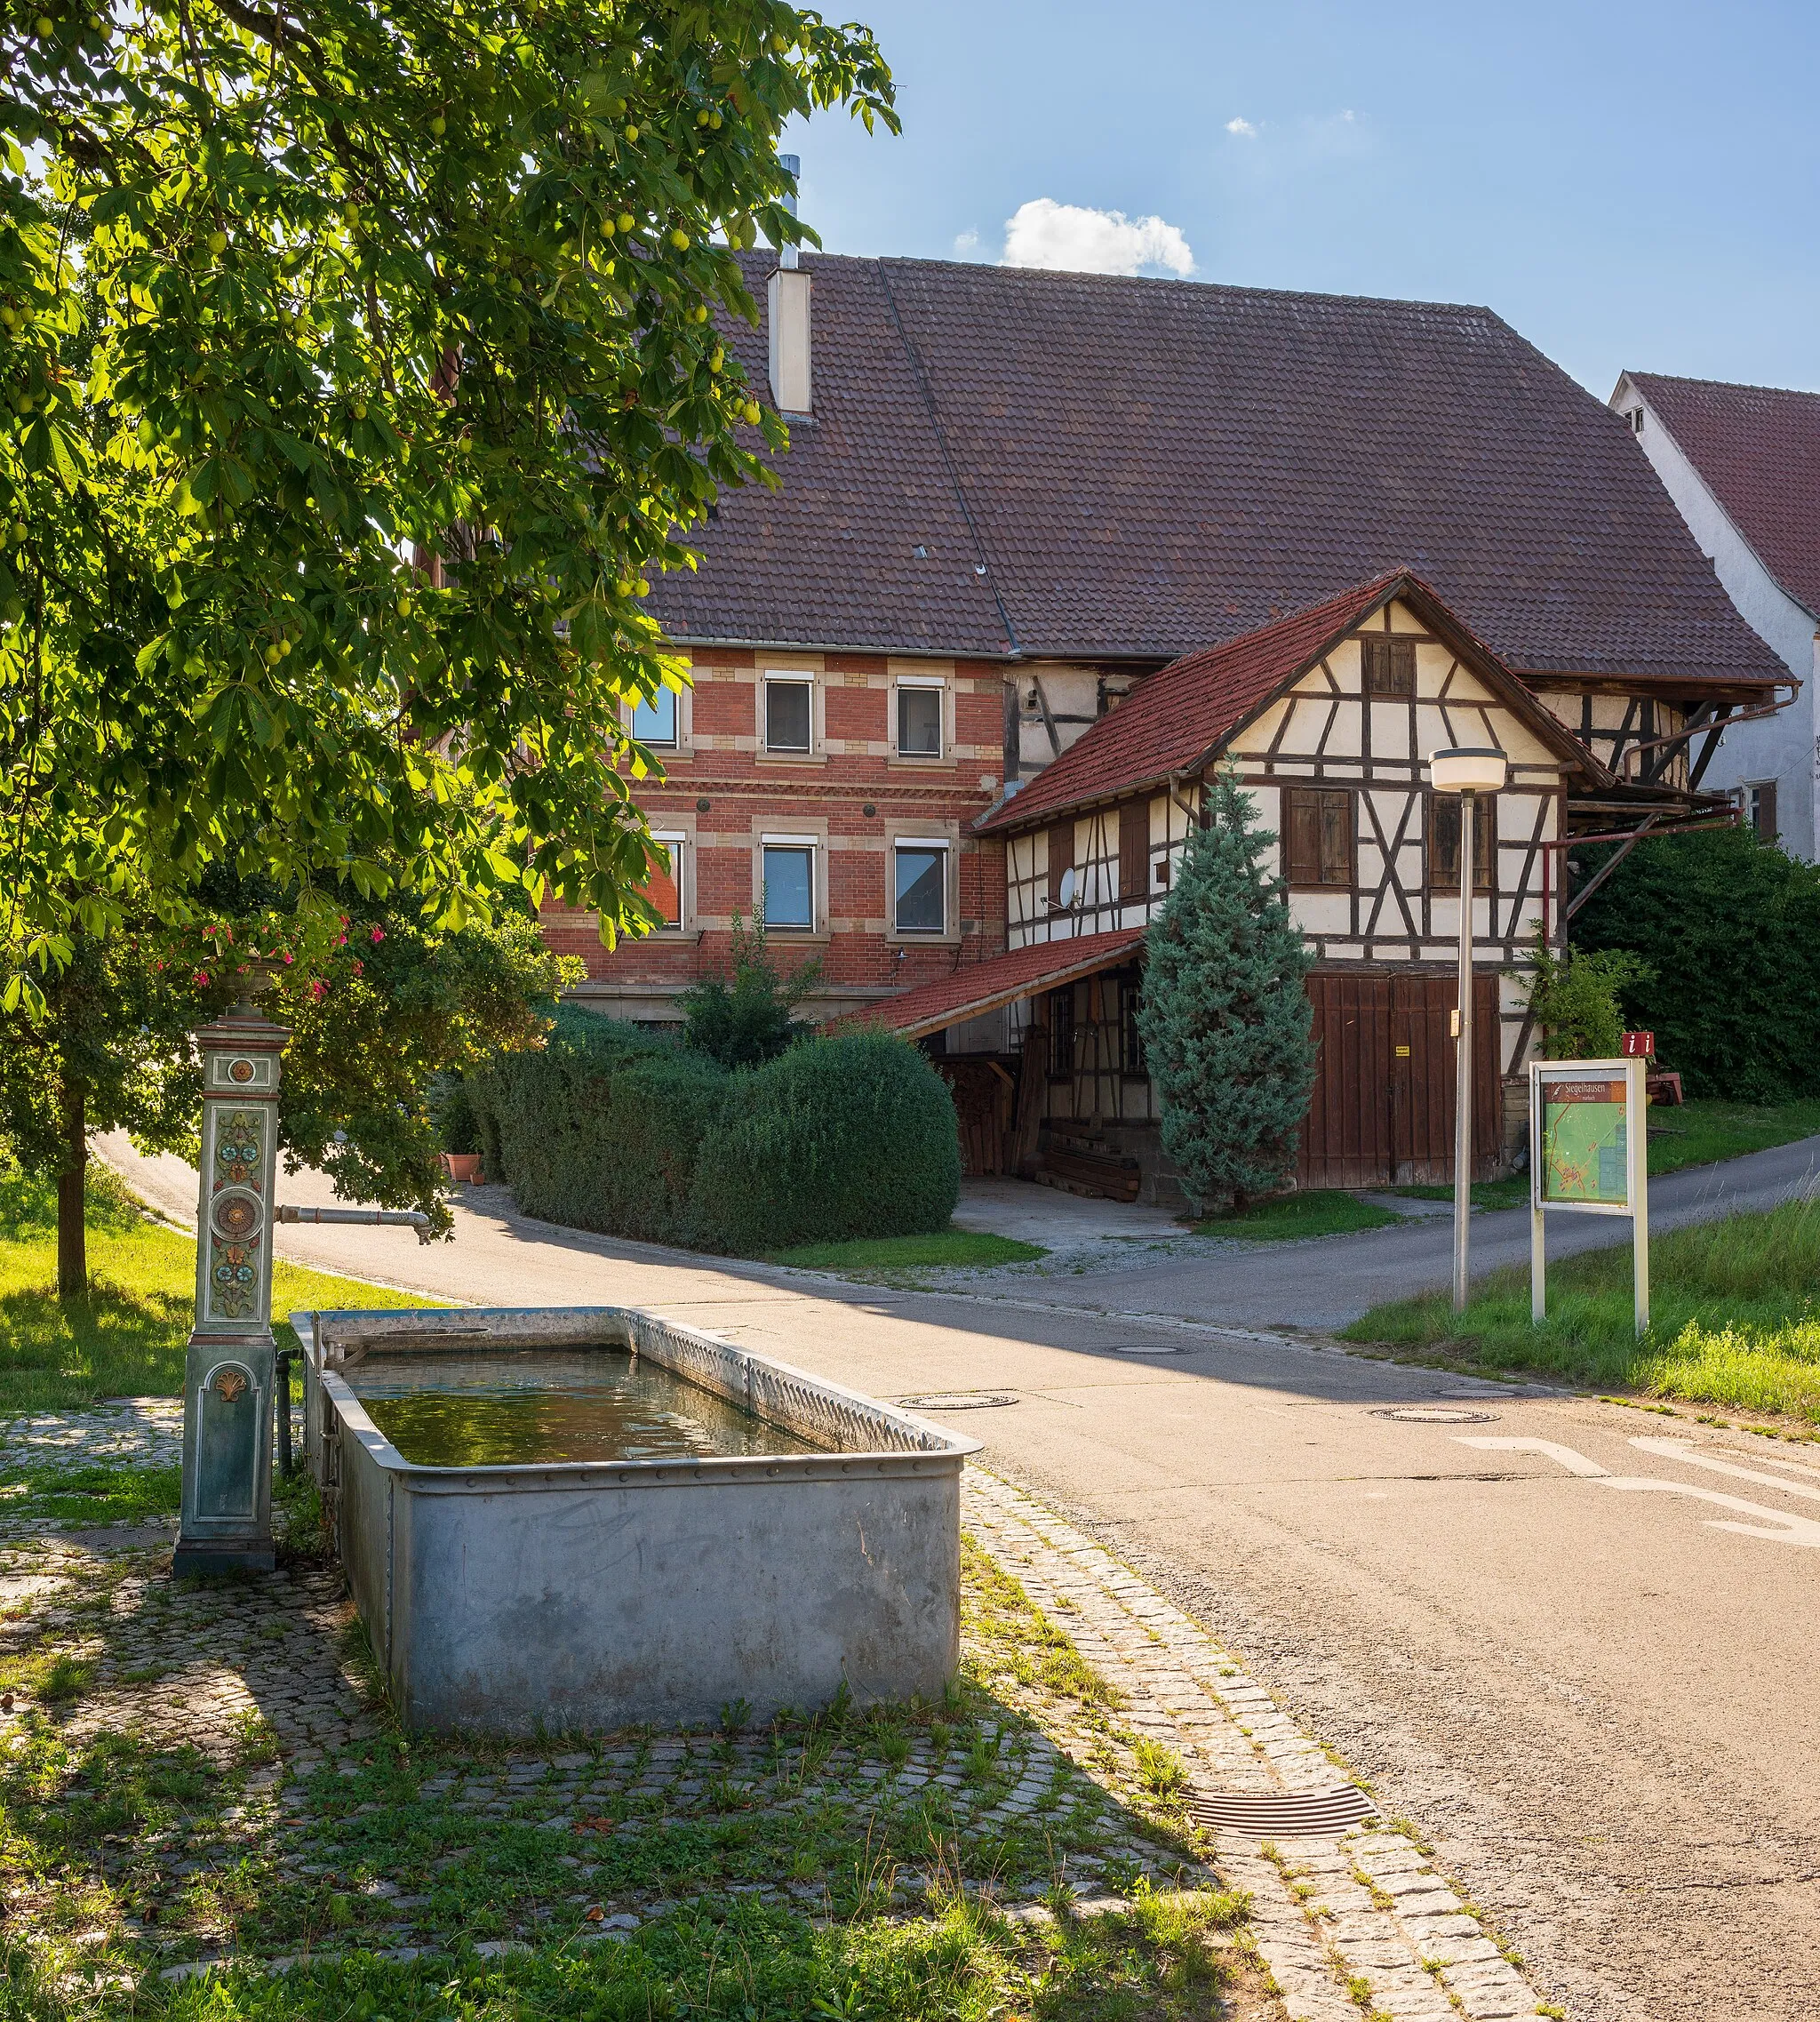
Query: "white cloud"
953 227 981 256
999 198 1194 278
1225 116 1257 138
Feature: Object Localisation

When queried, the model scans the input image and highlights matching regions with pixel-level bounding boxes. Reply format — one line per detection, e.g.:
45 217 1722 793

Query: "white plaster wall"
1611 376 1817 856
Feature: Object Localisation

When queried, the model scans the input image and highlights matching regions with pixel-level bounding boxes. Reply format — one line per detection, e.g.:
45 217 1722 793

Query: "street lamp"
1428 747 1508 1313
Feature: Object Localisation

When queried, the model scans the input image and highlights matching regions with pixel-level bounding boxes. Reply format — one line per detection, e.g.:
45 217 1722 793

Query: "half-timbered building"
544 249 1790 1194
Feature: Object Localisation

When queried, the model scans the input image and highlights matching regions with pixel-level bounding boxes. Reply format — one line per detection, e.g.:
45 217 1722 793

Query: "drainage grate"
897 1392 1019 1412
1371 1404 1499 1424
1185 1784 1377 1837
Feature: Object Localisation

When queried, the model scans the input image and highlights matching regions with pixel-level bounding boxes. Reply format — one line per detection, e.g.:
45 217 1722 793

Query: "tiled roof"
649 254 1785 688
1627 370 1820 619
854 927 1147 1037
977 570 1598 835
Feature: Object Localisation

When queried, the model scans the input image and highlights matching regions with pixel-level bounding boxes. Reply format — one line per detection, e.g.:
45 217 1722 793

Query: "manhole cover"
1371 1404 1500 1425
1186 1785 1377 1837
1098 1342 1190 1355
897 1392 1019 1412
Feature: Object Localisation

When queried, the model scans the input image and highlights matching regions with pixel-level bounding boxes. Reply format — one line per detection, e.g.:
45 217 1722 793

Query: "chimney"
767 153 811 416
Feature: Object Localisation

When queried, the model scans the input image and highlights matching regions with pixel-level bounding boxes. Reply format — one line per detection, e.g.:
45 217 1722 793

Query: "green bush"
1521 932 1652 1059
466 1019 960 1255
1570 827 1820 1099
689 1030 961 1252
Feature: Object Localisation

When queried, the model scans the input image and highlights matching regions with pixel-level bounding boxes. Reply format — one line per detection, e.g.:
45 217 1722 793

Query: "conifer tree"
1137 770 1317 1211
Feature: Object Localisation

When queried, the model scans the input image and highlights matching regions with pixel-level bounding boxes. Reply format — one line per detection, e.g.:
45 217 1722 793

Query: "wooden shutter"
1047 823 1074 904
1756 781 1779 842
1362 635 1416 697
1118 803 1149 900
1428 795 1496 891
1319 792 1354 885
1284 790 1322 884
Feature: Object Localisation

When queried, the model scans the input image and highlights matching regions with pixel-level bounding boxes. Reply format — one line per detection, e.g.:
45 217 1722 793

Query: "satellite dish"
1057 867 1079 908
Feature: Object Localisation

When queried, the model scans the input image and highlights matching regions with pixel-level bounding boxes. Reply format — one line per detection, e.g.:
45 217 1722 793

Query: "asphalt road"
992 1133 1820 1332
105 1136 1820 2022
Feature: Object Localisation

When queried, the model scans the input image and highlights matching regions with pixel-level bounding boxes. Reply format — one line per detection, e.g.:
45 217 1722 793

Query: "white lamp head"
1428 747 1508 795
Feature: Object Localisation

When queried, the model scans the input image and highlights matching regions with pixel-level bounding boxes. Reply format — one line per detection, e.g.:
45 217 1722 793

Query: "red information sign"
1621 1031 1655 1058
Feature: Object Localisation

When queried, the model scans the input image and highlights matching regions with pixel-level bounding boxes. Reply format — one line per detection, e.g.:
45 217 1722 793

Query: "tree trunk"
56 1078 87 1301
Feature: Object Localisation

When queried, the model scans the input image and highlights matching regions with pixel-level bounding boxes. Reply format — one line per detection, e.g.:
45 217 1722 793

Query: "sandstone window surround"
759 834 820 933
891 671 947 763
644 831 688 931
761 671 820 759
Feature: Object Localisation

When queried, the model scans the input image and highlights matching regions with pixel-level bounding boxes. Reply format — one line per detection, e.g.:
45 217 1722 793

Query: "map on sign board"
1540 1079 1629 1206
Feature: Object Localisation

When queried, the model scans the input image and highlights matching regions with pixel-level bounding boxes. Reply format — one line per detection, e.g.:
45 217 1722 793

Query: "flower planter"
440 1153 484 1184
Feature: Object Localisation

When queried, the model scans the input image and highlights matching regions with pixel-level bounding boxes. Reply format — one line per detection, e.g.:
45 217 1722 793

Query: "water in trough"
349 1345 822 1467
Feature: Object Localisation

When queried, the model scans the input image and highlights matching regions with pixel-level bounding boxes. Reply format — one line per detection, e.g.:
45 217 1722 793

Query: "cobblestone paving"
966 1472 1550 2022
2 1401 1553 2018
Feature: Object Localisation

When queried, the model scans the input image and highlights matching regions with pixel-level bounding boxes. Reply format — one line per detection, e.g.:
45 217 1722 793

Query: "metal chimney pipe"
778 152 800 270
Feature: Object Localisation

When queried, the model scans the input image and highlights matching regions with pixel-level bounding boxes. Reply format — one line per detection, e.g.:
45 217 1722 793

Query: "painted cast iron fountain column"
172 1003 291 1576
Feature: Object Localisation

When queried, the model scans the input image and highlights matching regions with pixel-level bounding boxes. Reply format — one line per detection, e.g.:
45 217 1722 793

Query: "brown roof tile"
649 255 1784 689
1627 370 1820 619
978 570 1598 835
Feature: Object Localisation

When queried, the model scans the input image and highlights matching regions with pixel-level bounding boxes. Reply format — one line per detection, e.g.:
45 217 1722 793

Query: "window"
896 681 943 757
1744 780 1779 843
761 840 815 928
1118 976 1147 1076
1427 794 1496 891
763 675 813 754
1362 635 1416 698
893 841 947 934
1283 788 1354 887
643 835 684 928
1625 407 1645 434
631 688 678 747
1047 987 1074 1080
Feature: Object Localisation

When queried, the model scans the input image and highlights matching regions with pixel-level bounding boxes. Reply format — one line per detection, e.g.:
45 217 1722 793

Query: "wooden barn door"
1300 971 1503 1187
1299 973 1394 1187
1388 973 1502 1184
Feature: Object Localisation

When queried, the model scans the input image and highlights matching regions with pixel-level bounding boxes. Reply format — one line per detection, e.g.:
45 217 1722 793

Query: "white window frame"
647 830 687 931
759 833 818 931
892 672 946 761
891 835 951 937
762 672 817 756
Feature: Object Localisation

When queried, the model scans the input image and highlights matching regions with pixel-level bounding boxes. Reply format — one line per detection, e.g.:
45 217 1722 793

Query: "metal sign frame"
1529 1056 1649 1337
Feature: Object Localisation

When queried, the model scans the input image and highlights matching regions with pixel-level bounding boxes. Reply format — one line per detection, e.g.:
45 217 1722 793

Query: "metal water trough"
295 1305 979 1735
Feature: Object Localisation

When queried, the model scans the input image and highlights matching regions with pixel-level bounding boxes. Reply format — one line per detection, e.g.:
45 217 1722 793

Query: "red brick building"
547 252 1787 1187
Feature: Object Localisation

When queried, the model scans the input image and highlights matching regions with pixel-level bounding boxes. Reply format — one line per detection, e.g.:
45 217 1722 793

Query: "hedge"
1570 826 1820 1101
467 1015 960 1254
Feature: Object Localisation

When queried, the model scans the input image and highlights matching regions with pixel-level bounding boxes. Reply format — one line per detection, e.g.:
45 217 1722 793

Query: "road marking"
1456 1435 1820 1548
1631 1437 1820 1504
1711 1445 1820 1483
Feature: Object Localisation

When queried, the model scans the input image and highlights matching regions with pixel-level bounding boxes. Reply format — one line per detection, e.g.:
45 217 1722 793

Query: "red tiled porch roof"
852 927 1146 1040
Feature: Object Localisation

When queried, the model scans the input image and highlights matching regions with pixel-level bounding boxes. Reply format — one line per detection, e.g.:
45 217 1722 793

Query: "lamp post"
1428 747 1508 1314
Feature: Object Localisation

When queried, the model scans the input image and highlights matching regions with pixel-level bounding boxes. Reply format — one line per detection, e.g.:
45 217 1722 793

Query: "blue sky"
786 0 1820 397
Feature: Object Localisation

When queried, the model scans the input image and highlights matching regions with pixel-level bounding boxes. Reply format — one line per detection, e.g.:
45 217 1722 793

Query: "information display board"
1538 1075 1631 1208
1530 1057 1649 1334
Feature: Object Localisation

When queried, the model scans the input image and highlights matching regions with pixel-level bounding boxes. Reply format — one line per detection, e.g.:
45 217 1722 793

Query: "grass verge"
1344 1196 1820 1422
765 1229 1048 1274
1197 1190 1403 1242
0 1167 442 1417
0 1518 1258 2019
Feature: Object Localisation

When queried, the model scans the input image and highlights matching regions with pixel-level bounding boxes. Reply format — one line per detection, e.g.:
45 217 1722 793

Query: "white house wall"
1611 374 1817 857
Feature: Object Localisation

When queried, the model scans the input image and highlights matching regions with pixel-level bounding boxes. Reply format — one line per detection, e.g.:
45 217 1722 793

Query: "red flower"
282 951 295 965
370 926 385 944
194 970 210 986
310 979 328 1001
